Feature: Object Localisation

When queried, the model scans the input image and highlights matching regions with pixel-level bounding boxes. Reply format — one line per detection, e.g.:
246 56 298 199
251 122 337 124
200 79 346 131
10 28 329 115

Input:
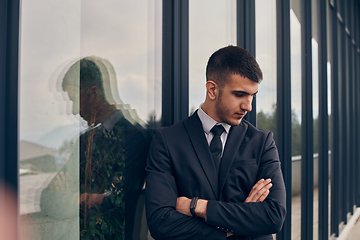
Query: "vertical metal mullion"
330 1 340 237
317 0 329 239
347 0 355 215
275 1 292 239
236 0 256 126
338 1 348 224
356 0 360 208
0 0 7 187
352 0 358 211
174 0 189 123
162 0 189 126
351 0 357 212
0 0 20 193
337 18 345 226
0 0 20 237
330 0 340 235
343 0 353 216
300 0 314 239
162 1 174 126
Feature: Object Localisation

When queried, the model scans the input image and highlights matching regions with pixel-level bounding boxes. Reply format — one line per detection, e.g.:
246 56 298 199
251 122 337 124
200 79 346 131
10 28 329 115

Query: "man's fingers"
247 179 270 199
257 189 270 202
252 182 272 202
245 178 272 203
253 183 272 202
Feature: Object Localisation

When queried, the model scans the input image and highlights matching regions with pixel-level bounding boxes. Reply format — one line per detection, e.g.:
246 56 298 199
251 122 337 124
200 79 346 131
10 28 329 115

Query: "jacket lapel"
183 112 219 199
218 121 248 196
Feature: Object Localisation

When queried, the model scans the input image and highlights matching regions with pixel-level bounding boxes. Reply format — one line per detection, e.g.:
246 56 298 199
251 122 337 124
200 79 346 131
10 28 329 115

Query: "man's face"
64 84 92 122
214 74 258 126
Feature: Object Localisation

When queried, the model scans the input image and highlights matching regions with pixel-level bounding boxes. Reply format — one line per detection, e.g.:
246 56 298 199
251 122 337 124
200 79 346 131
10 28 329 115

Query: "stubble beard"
215 93 241 126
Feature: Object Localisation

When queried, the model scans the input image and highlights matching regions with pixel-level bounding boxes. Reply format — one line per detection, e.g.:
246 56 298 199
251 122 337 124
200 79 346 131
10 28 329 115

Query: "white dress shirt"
197 104 231 156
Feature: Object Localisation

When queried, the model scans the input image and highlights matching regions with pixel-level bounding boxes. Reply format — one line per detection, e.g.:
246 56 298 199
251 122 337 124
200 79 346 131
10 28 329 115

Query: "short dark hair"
62 58 103 90
206 45 263 88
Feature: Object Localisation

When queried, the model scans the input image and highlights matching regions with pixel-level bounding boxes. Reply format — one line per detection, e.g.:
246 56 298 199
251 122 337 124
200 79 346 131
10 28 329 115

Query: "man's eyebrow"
233 90 258 96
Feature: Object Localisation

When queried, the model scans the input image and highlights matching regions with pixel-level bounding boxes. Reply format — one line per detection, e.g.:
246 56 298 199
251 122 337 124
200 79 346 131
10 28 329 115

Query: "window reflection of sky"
255 0 277 115
19 0 162 149
290 9 302 123
189 0 237 114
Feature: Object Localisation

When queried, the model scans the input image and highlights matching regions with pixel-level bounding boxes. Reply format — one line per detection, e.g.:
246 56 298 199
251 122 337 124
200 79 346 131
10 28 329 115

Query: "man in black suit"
145 46 286 239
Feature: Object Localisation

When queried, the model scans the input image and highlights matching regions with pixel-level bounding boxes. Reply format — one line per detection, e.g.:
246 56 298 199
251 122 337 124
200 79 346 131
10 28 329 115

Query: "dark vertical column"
338 0 348 224
275 0 292 239
356 0 360 208
236 0 256 126
351 0 358 212
330 0 340 236
0 0 20 192
346 0 354 215
0 0 6 187
317 0 329 239
0 0 20 237
162 0 189 126
300 0 314 239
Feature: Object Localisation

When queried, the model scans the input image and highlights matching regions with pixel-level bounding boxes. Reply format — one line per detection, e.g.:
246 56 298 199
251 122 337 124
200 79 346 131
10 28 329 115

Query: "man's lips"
235 112 246 117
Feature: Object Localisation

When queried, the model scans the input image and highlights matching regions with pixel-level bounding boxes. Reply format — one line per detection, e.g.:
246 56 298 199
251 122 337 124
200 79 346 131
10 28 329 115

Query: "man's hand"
80 193 105 207
245 178 272 203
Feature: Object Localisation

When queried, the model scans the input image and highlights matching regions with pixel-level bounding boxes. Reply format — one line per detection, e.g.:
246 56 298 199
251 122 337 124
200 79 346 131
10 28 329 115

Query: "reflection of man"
145 46 286 239
41 57 150 239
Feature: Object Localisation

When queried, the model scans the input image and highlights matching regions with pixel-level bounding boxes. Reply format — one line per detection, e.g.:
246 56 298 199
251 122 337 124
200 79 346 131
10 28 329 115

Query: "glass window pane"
255 0 277 138
189 0 236 114
312 37 319 240
19 1 162 239
290 4 302 240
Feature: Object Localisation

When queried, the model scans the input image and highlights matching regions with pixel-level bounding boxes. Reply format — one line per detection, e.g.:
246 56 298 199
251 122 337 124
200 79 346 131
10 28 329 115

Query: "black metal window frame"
0 0 20 195
0 0 20 235
275 0 292 239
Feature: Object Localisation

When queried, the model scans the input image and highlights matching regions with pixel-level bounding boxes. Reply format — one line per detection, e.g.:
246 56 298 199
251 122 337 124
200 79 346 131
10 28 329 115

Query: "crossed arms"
176 178 273 237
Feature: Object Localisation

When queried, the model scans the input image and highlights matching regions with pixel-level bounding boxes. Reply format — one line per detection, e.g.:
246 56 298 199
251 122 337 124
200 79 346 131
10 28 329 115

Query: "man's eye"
235 93 244 97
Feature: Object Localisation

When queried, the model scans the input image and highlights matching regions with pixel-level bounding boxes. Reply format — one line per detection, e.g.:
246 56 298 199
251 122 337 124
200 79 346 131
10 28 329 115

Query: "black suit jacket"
145 112 286 240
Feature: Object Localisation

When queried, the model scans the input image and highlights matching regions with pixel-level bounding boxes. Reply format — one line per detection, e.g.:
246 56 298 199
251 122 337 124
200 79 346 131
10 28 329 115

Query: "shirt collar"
102 110 124 131
197 103 231 134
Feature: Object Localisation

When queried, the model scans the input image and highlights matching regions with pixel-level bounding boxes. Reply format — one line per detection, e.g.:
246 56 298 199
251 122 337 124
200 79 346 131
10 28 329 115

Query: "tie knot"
211 125 225 136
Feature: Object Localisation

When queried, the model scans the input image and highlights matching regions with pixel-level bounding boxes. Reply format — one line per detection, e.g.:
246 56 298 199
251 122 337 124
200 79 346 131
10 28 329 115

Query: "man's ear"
206 81 219 100
88 86 101 103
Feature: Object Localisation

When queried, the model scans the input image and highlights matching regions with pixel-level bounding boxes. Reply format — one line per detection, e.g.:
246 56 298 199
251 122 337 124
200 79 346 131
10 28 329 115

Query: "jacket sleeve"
145 129 227 240
206 131 287 236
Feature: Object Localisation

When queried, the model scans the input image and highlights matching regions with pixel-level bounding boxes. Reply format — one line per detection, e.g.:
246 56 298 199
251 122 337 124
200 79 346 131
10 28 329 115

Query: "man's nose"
240 96 253 112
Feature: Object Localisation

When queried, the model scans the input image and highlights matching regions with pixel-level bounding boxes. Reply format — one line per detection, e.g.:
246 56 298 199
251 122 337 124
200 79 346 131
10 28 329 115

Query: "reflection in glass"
40 58 151 239
312 38 319 240
290 6 302 240
313 39 319 155
19 1 162 239
255 0 277 138
189 0 236 114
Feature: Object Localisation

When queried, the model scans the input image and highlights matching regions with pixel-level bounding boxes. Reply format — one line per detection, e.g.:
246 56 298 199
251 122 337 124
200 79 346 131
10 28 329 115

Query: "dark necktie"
210 125 225 173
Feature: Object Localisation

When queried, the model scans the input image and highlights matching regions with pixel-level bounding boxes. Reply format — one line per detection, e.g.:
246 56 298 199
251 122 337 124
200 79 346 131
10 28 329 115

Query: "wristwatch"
190 197 199 218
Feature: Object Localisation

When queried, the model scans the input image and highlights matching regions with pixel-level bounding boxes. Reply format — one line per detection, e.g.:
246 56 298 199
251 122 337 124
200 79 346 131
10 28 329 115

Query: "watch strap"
190 197 199 218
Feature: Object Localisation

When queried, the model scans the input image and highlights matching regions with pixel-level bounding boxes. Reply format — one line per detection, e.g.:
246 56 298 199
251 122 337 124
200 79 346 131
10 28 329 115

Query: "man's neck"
201 101 219 123
93 104 118 125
